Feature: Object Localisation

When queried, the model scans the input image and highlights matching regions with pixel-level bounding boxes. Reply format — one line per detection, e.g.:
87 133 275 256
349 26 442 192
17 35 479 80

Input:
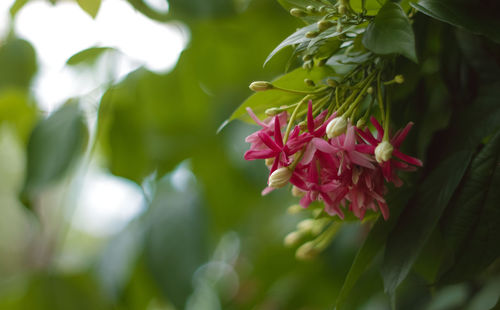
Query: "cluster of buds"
244 78 422 223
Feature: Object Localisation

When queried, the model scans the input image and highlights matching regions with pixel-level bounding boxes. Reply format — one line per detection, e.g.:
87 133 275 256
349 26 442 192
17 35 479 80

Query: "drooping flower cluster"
244 101 422 221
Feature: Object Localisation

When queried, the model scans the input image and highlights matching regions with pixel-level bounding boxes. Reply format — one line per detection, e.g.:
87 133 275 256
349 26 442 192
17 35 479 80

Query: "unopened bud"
319 5 328 14
326 78 337 87
249 81 273 92
356 118 366 128
265 107 280 116
338 4 346 15
297 219 315 232
268 167 292 188
291 186 305 197
290 8 307 17
375 141 394 163
306 5 317 14
296 241 319 260
367 86 374 94
326 117 347 138
304 78 315 87
305 31 319 38
287 204 304 214
302 54 312 61
284 231 303 247
265 157 275 167
318 20 333 32
394 75 404 84
302 61 313 71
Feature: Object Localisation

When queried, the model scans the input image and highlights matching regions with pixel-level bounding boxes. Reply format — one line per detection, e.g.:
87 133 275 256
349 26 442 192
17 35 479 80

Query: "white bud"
291 186 305 197
284 231 303 247
249 81 273 92
297 219 315 232
296 241 318 260
268 167 292 188
326 117 348 138
265 157 274 167
375 141 394 163
287 204 304 214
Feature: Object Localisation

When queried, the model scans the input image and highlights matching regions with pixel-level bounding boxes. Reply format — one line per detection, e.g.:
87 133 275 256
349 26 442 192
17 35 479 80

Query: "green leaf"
439 131 500 284
265 24 318 66
20 102 88 208
222 65 336 129
0 38 37 90
381 150 473 295
76 0 101 18
362 2 417 62
145 165 207 309
0 89 38 143
411 0 500 44
66 47 116 66
335 187 414 309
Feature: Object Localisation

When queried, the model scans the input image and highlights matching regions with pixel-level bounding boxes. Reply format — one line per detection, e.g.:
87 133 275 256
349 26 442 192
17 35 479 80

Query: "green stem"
284 96 310 144
377 71 385 123
274 85 329 95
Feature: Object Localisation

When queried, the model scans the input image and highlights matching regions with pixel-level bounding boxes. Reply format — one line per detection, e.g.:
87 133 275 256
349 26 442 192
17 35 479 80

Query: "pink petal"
244 149 276 160
246 107 268 127
370 116 384 140
312 137 337 153
392 149 423 166
258 132 281 152
392 122 414 148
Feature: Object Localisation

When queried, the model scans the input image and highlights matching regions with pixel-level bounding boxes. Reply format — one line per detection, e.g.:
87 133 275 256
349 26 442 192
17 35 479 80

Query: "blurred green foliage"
0 0 499 309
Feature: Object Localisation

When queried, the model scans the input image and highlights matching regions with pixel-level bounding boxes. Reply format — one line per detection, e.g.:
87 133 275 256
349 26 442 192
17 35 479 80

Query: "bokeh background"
0 0 499 309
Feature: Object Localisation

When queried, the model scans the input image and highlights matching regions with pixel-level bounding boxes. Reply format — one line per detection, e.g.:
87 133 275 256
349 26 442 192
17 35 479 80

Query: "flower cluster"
244 101 422 221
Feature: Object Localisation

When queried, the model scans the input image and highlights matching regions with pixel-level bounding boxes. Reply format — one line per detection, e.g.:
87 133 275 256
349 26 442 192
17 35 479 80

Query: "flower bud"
306 5 317 14
290 8 307 17
268 167 292 188
265 157 275 167
375 141 394 163
367 86 374 94
302 61 313 71
287 204 303 214
284 231 303 248
304 78 315 87
394 75 404 84
302 54 312 61
297 219 315 232
305 31 319 38
319 5 328 14
338 4 346 15
291 185 305 197
296 241 319 260
318 20 333 32
326 117 347 138
326 78 337 87
265 107 280 116
249 81 273 92
356 118 366 129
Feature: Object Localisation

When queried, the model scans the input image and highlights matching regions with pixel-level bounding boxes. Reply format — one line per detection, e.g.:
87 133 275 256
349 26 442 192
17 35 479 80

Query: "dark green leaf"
223 65 336 128
76 0 101 18
362 2 417 62
381 150 473 295
21 102 88 207
145 166 207 309
265 24 318 66
439 131 500 284
335 187 414 309
66 47 116 66
411 0 500 44
0 38 37 90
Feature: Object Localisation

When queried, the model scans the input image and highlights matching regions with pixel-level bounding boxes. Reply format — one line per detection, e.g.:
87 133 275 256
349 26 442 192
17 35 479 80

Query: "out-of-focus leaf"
362 2 417 62
381 150 473 295
0 38 37 90
423 284 469 310
145 165 207 309
97 65 210 183
21 102 88 208
335 187 414 309
265 24 318 66
411 0 500 44
223 65 336 128
465 276 500 310
66 47 116 67
76 0 101 18
438 131 500 284
0 89 38 143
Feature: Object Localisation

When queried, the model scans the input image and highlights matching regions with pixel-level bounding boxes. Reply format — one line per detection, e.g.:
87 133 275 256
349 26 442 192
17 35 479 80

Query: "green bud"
284 231 303 248
367 86 374 94
249 81 273 92
394 74 404 84
302 61 313 71
265 107 280 116
326 78 337 87
318 20 334 32
306 5 317 14
287 204 304 214
304 78 315 87
296 241 319 260
290 8 307 17
305 31 319 38
356 118 366 129
297 219 315 233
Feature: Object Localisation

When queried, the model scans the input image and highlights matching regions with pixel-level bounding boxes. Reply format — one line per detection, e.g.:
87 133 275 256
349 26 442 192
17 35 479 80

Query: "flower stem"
284 96 310 144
